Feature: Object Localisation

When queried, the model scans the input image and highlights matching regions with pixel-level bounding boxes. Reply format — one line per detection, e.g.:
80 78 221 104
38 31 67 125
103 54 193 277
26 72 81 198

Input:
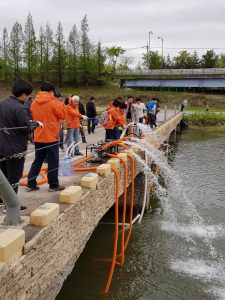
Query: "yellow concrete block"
60 186 82 204
130 145 139 153
80 173 98 189
0 229 25 266
30 203 60 227
96 164 111 177
123 149 134 154
107 158 120 170
117 152 128 161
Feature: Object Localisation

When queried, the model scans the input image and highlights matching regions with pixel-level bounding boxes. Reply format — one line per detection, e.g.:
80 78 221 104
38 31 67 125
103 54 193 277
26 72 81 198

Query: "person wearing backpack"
104 99 126 141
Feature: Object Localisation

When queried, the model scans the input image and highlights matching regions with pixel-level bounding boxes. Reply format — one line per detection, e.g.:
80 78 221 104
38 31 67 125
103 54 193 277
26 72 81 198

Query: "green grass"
184 112 225 125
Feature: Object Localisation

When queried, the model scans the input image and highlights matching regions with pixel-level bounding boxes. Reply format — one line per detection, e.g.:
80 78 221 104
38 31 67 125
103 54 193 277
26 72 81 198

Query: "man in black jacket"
0 79 41 209
78 99 87 143
86 96 97 134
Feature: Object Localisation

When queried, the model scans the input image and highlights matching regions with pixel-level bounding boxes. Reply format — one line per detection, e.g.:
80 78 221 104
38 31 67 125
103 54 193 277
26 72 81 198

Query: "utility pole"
148 31 153 70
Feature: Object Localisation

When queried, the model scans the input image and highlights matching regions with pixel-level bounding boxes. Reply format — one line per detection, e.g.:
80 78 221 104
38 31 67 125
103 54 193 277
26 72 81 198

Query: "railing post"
0 170 21 225
164 105 167 122
174 104 177 116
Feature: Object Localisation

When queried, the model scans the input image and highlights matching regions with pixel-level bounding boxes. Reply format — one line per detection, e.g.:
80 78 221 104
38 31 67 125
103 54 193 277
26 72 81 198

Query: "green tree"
9 21 23 78
190 51 200 68
23 12 37 81
96 41 105 77
173 51 193 69
43 23 54 79
117 55 134 70
80 14 92 84
142 51 161 69
37 26 45 80
201 50 218 68
216 53 225 68
52 22 66 87
0 27 10 79
67 24 80 83
105 46 125 71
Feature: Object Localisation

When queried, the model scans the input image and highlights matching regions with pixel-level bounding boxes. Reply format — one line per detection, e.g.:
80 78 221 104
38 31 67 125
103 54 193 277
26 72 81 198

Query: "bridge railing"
116 68 225 77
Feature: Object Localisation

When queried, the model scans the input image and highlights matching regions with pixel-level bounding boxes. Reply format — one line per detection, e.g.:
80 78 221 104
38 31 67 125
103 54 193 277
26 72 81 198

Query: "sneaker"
75 152 84 156
48 185 65 192
3 205 27 213
60 147 66 152
26 186 40 192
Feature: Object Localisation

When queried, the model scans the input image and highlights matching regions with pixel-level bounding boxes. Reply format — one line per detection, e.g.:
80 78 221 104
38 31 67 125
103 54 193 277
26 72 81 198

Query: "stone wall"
0 158 142 300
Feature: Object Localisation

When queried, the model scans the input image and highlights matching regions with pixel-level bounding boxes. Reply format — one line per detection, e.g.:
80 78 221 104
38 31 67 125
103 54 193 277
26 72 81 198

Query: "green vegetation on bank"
183 112 225 125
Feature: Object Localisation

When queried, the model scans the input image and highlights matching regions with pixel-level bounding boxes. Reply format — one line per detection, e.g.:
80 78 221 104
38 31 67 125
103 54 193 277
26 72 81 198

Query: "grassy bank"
1 82 225 111
183 112 225 125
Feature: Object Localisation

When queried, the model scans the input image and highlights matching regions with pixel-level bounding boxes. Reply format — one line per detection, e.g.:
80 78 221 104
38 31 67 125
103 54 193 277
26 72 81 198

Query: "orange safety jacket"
104 103 126 130
31 91 66 143
66 103 83 129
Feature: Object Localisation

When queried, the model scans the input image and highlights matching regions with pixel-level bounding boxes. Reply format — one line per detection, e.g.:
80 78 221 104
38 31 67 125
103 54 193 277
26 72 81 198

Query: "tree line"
0 13 225 86
141 50 225 70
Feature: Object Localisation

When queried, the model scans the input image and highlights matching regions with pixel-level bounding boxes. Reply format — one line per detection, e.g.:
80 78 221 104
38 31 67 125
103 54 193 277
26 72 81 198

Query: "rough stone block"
80 173 98 189
96 164 111 177
130 144 140 153
30 203 60 227
60 186 82 204
0 229 25 266
117 152 128 161
107 158 120 170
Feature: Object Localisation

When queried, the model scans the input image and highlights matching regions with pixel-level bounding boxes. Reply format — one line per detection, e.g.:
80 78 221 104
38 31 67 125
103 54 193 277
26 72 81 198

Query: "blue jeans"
66 128 80 154
28 142 59 188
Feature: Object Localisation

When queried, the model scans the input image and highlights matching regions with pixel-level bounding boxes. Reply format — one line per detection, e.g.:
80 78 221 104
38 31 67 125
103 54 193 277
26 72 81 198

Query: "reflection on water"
57 128 225 300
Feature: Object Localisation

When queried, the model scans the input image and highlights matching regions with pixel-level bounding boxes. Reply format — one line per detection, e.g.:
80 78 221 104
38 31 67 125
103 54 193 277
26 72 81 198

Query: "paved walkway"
0 110 176 234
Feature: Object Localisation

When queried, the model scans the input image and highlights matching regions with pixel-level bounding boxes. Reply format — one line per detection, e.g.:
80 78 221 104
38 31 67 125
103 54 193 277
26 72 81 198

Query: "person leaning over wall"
27 81 66 192
0 79 42 210
65 95 88 156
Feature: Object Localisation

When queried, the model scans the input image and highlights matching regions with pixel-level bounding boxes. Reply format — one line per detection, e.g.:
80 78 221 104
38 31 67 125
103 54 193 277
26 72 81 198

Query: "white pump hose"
138 150 148 223
120 122 135 139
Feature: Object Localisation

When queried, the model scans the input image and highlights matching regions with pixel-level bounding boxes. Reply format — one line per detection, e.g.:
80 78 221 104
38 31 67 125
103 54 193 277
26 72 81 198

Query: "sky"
0 0 225 66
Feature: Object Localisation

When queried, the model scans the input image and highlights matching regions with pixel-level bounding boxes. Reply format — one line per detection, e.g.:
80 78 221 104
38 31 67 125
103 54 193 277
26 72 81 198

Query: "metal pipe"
0 170 21 225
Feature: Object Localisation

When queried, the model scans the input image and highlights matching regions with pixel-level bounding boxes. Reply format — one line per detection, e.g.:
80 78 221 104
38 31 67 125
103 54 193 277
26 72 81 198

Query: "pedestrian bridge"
0 113 183 300
115 68 225 89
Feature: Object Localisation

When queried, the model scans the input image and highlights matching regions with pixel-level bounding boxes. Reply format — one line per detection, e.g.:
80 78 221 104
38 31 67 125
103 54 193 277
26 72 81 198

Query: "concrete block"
130 145 140 153
0 229 25 266
96 164 111 177
107 158 120 170
117 152 128 161
30 203 60 227
80 173 98 189
60 186 83 204
123 149 134 154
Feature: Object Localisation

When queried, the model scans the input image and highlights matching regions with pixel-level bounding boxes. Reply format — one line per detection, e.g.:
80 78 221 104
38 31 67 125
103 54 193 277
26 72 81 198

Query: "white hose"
138 150 148 223
120 122 135 139
65 141 81 158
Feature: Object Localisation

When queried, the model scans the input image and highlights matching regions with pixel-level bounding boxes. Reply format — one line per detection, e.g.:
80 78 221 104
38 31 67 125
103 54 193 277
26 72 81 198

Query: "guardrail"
116 68 225 76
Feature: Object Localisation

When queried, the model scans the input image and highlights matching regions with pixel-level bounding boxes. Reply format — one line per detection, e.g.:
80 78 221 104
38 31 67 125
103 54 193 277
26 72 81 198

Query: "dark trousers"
105 129 116 141
28 142 59 188
80 121 86 143
88 119 95 134
0 157 25 194
148 113 157 128
59 128 64 149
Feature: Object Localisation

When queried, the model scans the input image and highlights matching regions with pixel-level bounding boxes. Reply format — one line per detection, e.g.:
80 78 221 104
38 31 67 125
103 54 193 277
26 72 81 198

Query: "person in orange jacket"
65 95 88 155
104 99 127 141
27 81 66 192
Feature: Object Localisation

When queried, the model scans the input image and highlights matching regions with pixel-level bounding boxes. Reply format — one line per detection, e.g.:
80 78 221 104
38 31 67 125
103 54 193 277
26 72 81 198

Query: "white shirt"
134 102 147 121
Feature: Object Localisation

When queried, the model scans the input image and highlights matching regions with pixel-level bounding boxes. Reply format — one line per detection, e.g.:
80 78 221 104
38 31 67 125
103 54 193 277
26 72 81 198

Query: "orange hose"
108 153 127 266
103 167 119 294
72 154 93 166
19 167 48 186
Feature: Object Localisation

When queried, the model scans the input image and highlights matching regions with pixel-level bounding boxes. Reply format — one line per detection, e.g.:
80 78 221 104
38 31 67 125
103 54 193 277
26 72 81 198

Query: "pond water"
57 127 225 300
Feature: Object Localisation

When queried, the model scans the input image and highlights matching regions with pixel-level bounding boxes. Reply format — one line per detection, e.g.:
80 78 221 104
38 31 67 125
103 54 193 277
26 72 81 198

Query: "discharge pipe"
0 170 21 225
